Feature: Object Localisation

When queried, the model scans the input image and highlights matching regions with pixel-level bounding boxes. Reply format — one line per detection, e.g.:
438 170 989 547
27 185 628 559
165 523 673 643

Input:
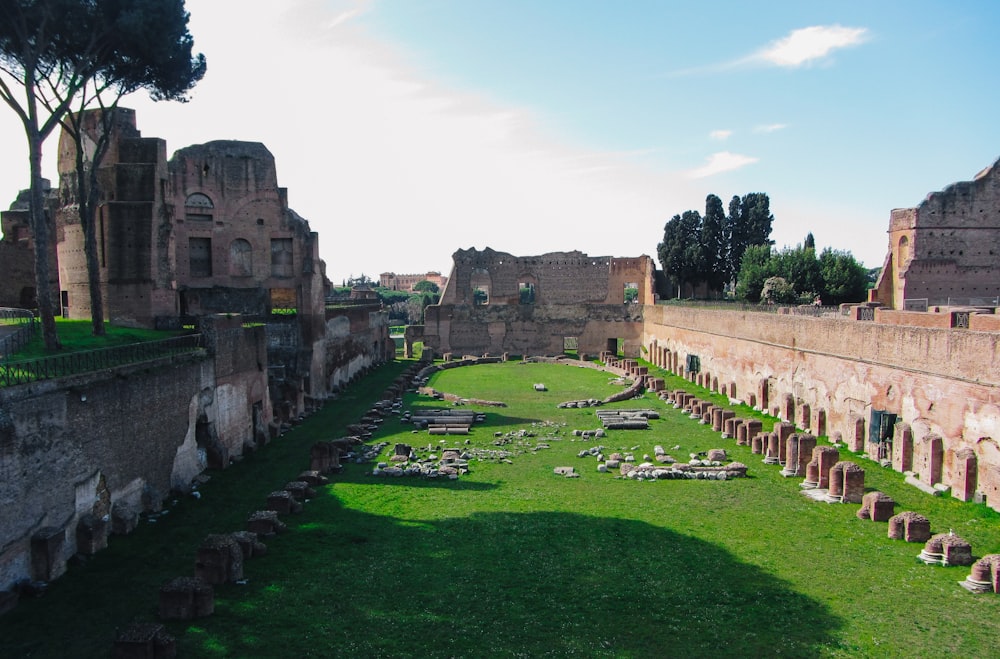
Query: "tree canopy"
734 239 869 306
657 192 774 298
0 0 205 348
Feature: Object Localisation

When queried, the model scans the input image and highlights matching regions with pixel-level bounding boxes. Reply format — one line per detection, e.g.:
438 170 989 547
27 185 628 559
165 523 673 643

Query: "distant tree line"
657 194 869 306
333 275 439 325
657 192 774 298
735 233 868 306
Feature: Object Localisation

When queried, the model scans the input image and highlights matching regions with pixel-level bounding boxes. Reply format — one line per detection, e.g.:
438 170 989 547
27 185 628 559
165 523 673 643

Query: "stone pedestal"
31 526 66 582
112 622 176 659
857 491 896 521
195 534 244 585
247 510 287 536
159 576 214 620
888 511 931 542
76 513 109 555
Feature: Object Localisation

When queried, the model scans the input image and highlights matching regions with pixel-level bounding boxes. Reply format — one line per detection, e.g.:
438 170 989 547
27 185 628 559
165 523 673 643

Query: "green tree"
657 210 702 297
412 280 439 294
60 0 205 336
761 276 797 304
726 192 774 286
774 244 822 303
818 248 868 305
734 244 774 302
0 0 204 347
699 194 727 294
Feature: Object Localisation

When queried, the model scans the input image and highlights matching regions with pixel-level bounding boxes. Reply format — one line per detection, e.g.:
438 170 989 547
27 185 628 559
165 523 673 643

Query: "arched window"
898 235 910 266
229 239 252 277
185 193 214 222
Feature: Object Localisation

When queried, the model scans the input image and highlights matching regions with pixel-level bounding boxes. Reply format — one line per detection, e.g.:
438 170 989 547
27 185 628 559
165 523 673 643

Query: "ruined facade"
0 315 270 590
869 157 1000 309
423 247 655 357
52 108 326 330
379 271 448 292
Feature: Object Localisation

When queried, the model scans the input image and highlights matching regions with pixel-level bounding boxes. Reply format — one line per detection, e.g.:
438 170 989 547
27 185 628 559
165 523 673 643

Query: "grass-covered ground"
3 358 1000 657
5 319 188 361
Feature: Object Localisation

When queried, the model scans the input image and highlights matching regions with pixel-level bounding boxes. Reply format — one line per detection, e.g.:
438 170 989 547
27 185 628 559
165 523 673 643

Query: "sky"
2 0 999 284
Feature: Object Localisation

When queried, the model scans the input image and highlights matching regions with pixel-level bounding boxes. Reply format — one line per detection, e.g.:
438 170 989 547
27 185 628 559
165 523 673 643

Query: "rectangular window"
189 237 212 277
271 238 293 277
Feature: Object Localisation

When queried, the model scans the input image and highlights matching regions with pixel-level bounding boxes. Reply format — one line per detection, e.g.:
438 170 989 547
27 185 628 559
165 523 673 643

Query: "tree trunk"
28 128 61 351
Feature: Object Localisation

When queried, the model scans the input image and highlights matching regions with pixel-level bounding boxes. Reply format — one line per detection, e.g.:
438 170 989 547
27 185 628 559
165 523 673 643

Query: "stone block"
858 491 896 522
283 481 316 501
230 531 267 559
195 534 244 585
112 622 176 659
892 423 913 473
111 501 139 536
31 526 66 582
75 513 109 555
888 511 931 542
247 510 287 536
266 490 302 515
159 576 214 620
951 448 978 502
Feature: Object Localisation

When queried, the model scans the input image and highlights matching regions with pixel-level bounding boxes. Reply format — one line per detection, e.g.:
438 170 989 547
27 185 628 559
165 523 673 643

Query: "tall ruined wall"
0 321 269 590
643 305 1000 508
321 305 392 392
438 247 654 306
425 302 645 357
872 158 1000 308
428 247 654 356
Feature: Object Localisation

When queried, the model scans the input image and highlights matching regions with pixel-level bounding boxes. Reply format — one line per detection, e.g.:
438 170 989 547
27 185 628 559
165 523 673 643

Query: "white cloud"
750 25 869 68
687 152 759 179
709 129 732 141
754 123 787 133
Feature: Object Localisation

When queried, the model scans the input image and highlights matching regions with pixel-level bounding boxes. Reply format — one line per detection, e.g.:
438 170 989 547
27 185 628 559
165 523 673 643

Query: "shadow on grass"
176 501 843 658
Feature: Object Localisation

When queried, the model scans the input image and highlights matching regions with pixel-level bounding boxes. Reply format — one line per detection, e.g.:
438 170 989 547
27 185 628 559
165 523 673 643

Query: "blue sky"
2 0 998 283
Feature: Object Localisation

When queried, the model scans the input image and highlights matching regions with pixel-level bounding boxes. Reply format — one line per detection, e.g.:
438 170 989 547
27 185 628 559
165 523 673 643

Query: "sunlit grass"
2 358 1000 657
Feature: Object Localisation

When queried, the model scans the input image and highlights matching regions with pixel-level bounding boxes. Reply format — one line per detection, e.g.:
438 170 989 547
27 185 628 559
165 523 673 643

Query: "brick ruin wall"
644 305 1000 509
872 158 1000 308
426 247 654 356
0 322 269 590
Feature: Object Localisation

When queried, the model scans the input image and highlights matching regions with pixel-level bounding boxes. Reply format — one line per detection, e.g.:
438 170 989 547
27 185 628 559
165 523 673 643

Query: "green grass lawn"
6 318 189 361
3 358 1000 658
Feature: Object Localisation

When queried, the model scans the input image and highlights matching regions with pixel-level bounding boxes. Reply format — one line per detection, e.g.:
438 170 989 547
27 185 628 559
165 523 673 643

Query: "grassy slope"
2 359 999 658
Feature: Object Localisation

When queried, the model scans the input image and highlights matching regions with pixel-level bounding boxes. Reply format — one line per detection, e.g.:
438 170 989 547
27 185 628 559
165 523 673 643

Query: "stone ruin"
856 491 896 522
960 554 1000 594
918 532 973 567
887 511 932 543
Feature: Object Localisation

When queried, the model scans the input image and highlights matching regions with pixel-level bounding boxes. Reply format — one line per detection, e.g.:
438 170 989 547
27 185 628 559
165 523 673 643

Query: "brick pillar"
719 410 735 436
758 379 769 411
828 462 846 500
799 403 811 432
751 432 764 454
794 434 817 476
765 432 781 464
729 382 737 401
31 526 66 582
815 446 841 489
847 413 865 452
917 433 944 485
951 448 978 502
781 394 795 423
813 408 827 437
711 376 719 392
711 407 724 432
892 423 913 473
782 434 800 476
843 462 865 503
804 458 820 488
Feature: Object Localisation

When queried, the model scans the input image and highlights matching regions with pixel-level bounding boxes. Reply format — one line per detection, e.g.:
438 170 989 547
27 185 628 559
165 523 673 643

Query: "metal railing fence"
0 333 204 387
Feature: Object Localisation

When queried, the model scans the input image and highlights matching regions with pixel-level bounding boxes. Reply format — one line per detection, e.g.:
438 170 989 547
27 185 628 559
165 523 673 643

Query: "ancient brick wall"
0 323 268 590
428 247 654 356
644 305 1000 509
871 158 1000 308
